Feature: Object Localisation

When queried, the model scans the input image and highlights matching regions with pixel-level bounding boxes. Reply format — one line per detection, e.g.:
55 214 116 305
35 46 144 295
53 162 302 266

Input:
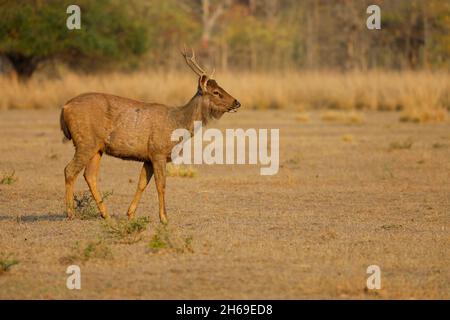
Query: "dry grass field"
1 71 449 123
0 107 449 299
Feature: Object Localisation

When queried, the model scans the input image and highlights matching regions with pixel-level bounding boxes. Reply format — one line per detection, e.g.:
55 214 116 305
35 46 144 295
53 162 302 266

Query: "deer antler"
181 46 214 78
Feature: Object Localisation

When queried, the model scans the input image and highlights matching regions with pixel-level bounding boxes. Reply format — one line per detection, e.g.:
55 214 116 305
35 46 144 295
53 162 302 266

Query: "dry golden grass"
341 134 354 143
166 164 197 178
60 240 113 264
0 70 449 122
295 112 310 122
399 108 448 123
389 138 414 151
320 111 365 124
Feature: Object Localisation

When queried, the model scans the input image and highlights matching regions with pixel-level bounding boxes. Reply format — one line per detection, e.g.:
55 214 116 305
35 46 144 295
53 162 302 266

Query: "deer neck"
175 93 211 135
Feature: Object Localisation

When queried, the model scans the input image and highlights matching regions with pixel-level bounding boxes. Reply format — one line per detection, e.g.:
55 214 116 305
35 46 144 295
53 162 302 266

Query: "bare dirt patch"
0 109 448 299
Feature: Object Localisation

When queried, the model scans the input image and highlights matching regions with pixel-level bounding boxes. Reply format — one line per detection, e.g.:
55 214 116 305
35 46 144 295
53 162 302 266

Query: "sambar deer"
60 48 240 223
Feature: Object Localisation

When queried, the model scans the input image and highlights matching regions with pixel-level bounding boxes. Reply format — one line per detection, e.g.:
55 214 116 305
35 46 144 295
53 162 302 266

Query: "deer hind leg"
153 158 168 224
64 151 92 219
84 152 109 219
127 161 153 220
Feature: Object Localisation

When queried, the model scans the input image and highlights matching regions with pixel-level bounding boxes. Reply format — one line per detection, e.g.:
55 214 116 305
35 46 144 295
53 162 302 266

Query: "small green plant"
389 139 413 151
60 240 113 264
103 216 150 244
184 236 194 253
166 164 197 178
1 170 17 185
148 234 167 250
74 190 113 220
0 253 19 274
82 241 113 261
147 226 193 254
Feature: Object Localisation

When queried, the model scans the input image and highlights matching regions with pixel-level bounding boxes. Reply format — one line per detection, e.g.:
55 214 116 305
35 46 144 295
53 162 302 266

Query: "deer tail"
60 107 72 142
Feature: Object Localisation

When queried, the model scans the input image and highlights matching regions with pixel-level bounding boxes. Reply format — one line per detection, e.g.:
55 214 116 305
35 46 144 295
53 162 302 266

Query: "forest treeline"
0 0 449 79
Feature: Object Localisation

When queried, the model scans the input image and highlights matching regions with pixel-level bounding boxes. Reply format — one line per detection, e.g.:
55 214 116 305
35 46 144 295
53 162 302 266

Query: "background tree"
0 0 150 80
0 0 448 78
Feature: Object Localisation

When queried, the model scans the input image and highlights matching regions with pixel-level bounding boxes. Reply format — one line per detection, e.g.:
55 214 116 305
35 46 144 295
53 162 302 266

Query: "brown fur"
60 75 240 222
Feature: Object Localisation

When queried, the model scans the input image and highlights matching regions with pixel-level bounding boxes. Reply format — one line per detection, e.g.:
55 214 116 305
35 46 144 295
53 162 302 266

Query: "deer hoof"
101 213 111 220
160 215 168 225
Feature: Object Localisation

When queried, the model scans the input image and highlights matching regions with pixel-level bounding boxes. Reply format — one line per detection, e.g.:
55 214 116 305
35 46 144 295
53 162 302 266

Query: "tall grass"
1 71 448 122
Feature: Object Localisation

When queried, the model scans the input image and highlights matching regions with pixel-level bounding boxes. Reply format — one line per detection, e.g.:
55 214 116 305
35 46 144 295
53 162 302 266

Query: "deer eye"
213 90 220 96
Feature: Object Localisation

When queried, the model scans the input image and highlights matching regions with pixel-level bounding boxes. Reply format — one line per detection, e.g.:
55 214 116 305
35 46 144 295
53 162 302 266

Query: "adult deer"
60 48 240 223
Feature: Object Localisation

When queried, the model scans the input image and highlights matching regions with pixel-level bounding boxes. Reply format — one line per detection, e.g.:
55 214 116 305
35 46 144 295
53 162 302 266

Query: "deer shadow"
0 213 66 222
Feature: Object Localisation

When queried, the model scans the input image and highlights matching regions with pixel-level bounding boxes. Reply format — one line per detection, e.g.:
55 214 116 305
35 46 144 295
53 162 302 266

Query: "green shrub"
74 190 113 220
0 253 19 274
103 216 150 244
1 171 17 185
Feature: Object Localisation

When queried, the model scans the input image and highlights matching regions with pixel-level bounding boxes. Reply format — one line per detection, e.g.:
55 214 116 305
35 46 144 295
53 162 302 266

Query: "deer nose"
234 100 241 108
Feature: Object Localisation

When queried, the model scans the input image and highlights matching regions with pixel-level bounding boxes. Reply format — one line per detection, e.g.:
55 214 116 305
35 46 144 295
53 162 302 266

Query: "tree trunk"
220 38 228 72
249 0 257 71
422 1 429 69
6 53 40 81
201 0 228 61
306 0 319 69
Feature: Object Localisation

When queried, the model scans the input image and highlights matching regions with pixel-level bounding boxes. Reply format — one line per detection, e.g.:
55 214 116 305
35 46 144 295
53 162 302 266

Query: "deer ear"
199 75 209 93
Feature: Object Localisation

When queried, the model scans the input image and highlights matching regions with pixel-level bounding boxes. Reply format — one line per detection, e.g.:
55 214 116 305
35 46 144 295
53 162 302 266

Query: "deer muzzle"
229 99 241 113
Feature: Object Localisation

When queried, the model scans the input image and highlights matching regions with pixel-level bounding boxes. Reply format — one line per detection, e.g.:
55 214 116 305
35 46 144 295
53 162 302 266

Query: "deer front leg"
127 161 153 219
84 152 109 219
153 158 168 224
64 151 90 219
